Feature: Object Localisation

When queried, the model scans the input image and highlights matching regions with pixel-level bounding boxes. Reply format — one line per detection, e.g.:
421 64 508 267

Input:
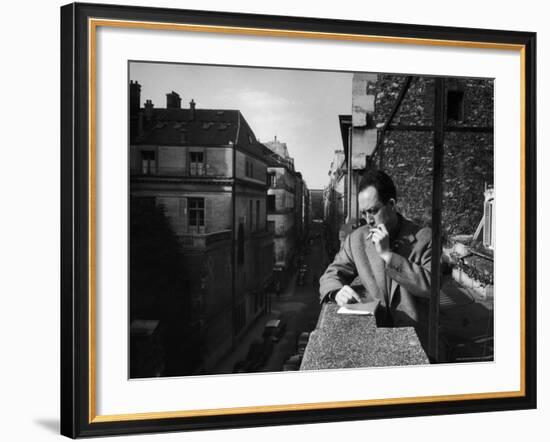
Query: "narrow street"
261 223 326 372
212 222 327 375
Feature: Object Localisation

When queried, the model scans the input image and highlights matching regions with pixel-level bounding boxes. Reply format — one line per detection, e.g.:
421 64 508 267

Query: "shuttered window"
189 151 204 176
141 150 156 175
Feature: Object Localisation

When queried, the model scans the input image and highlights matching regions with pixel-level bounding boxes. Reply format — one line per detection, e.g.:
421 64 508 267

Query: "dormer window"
189 151 204 176
141 150 155 175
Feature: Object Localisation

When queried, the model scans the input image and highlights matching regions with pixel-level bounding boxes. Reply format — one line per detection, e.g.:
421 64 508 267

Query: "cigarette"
366 229 375 240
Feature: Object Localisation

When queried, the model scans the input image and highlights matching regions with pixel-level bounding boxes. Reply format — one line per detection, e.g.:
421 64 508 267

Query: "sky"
130 62 353 189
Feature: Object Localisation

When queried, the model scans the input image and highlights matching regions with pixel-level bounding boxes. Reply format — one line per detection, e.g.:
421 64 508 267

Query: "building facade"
129 82 273 374
264 136 309 291
322 148 348 255
309 189 324 221
357 73 494 237
324 74 494 246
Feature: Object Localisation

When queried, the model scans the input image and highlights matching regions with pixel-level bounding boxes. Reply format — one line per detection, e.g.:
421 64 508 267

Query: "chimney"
166 91 181 109
129 80 141 117
144 99 154 121
189 99 196 120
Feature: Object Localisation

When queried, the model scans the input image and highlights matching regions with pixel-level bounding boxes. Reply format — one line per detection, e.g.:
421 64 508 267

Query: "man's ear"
388 198 396 209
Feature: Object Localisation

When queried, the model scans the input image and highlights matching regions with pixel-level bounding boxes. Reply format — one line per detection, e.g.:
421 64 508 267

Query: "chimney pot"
189 99 196 120
144 99 154 120
129 80 141 116
166 91 181 109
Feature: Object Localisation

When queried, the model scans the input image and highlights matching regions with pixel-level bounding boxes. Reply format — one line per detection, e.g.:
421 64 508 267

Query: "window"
447 90 464 121
268 221 275 233
189 151 205 176
245 159 254 178
269 172 276 187
141 150 155 175
188 198 205 227
267 195 276 212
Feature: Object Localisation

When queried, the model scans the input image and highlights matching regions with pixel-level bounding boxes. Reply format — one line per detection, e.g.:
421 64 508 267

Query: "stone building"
322 148 348 255
264 136 308 290
309 189 324 221
129 81 274 374
294 171 305 246
321 73 495 361
356 73 494 237
325 73 493 244
298 176 311 242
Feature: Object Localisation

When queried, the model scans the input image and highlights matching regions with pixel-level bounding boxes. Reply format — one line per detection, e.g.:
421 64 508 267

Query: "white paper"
337 301 379 315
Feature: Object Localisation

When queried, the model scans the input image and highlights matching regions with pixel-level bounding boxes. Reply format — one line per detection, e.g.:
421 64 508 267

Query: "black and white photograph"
128 62 494 378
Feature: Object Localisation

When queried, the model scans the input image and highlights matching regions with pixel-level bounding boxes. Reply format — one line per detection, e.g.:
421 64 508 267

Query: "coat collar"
388 214 422 304
362 213 420 306
391 213 418 250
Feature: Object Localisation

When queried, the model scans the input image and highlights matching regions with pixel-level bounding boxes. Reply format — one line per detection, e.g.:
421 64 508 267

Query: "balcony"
300 304 429 370
178 230 231 250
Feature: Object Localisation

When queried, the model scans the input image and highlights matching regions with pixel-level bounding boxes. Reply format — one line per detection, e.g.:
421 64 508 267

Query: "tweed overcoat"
319 215 432 339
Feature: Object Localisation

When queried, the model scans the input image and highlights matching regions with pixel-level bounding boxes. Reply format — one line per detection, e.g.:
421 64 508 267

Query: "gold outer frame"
87 18 527 424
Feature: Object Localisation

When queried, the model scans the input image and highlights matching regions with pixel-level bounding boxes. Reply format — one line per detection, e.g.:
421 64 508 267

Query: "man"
319 169 432 346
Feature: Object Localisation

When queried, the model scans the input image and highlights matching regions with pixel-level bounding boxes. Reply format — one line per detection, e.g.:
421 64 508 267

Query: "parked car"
282 354 302 371
262 318 287 342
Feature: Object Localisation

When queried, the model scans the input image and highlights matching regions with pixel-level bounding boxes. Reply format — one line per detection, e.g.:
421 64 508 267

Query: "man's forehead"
359 186 381 205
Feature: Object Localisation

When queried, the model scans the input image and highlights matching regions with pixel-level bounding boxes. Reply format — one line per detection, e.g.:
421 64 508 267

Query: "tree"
130 197 198 377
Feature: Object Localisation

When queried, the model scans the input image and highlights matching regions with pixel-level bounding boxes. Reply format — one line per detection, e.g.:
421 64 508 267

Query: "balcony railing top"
300 304 429 370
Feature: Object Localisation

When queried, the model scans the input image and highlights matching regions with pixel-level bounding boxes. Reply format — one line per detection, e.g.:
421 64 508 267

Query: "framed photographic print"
60 2 537 438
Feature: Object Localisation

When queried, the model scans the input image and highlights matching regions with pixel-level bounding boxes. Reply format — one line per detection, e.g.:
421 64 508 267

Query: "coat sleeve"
318 233 358 303
385 228 432 298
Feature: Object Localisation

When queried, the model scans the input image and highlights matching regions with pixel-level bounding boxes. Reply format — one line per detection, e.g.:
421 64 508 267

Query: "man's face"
358 186 397 230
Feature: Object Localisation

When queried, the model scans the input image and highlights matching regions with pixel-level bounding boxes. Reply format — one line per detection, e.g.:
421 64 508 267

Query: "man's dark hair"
358 169 397 204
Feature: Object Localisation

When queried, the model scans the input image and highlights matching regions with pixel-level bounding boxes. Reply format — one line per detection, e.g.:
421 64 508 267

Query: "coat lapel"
388 221 417 307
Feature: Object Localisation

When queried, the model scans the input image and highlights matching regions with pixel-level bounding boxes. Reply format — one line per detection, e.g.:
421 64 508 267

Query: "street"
213 222 327 374
261 226 326 372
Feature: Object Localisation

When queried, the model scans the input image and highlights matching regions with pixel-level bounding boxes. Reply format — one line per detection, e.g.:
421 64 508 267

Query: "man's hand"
370 224 392 264
334 285 361 306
